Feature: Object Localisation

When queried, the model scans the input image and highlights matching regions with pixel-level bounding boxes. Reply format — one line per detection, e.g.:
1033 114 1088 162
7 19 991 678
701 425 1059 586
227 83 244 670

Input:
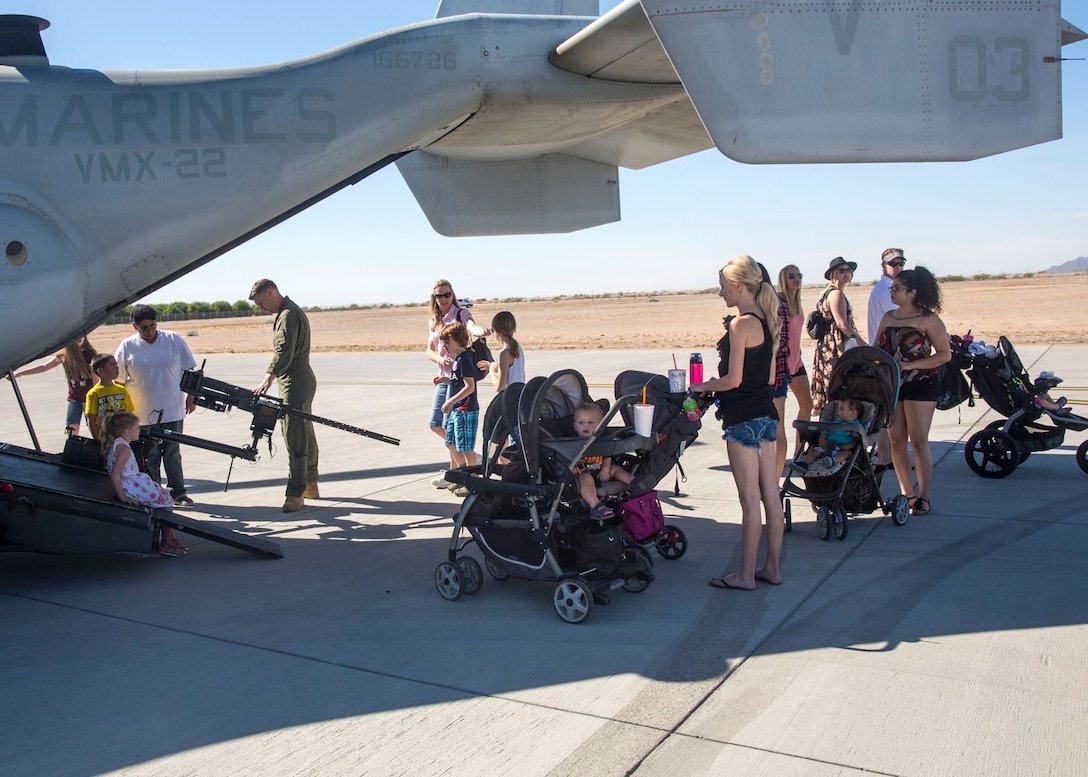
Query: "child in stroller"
572 402 633 520
780 346 912 540
788 397 865 476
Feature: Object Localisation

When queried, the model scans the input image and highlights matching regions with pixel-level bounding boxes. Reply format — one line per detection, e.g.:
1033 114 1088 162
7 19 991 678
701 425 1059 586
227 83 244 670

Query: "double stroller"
955 335 1088 478
434 368 708 624
780 346 912 540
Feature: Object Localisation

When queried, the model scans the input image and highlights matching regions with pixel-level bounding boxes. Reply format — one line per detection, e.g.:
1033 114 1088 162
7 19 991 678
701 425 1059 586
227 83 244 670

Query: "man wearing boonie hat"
868 248 906 471
249 279 320 512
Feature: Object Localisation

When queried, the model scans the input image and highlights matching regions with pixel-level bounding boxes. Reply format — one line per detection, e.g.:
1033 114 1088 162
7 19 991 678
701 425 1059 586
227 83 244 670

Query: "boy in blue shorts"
439 322 479 494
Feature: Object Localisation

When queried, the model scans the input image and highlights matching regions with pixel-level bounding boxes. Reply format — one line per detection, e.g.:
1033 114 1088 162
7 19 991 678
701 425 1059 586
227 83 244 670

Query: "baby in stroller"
788 397 865 476
572 402 633 520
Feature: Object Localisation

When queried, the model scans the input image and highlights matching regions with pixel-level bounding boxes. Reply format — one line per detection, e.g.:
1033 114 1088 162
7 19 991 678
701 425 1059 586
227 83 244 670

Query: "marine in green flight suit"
249 278 320 512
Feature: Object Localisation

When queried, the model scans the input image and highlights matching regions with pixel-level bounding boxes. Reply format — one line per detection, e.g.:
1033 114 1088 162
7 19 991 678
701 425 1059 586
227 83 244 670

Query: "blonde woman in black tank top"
691 255 786 591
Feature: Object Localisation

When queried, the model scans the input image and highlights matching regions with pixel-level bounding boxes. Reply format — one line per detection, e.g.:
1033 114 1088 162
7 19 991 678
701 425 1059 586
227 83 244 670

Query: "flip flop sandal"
910 497 930 516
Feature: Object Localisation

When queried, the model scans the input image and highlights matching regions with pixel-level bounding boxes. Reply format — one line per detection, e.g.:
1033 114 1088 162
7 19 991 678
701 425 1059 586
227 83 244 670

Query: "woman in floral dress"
811 257 865 415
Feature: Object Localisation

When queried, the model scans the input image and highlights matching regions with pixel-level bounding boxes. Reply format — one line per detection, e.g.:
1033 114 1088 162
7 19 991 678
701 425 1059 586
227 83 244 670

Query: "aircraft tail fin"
640 0 1070 163
436 1 598 18
396 152 618 236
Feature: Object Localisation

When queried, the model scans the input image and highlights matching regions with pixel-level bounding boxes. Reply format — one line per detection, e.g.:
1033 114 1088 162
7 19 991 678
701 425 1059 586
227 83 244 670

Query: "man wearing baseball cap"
868 248 906 345
867 248 906 471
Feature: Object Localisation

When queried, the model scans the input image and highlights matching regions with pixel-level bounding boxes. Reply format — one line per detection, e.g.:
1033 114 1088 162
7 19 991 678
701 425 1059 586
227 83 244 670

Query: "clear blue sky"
27 1 1088 306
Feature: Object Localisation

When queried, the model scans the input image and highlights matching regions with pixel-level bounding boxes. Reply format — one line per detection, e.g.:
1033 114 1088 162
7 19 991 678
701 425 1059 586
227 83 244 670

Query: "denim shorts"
723 416 778 449
772 376 790 399
65 400 84 426
429 382 449 429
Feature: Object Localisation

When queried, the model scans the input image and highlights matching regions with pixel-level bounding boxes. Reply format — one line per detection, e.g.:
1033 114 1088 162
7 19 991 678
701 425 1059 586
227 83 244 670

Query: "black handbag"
806 289 833 340
935 362 972 411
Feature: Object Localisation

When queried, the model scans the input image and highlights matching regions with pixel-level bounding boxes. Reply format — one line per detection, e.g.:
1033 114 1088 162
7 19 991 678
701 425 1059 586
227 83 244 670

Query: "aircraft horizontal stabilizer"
397 152 619 236
639 0 1069 163
1062 18 1087 46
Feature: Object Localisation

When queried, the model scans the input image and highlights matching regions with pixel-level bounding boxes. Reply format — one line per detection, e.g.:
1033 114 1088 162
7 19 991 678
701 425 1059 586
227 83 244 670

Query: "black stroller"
435 369 658 624
780 346 911 540
957 335 1088 478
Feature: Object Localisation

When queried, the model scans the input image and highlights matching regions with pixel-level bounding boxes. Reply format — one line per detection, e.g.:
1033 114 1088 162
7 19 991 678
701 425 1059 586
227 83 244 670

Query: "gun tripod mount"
179 366 400 454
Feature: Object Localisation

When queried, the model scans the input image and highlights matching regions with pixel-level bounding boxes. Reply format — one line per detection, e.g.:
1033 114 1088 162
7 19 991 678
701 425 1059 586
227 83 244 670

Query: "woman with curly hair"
874 266 951 517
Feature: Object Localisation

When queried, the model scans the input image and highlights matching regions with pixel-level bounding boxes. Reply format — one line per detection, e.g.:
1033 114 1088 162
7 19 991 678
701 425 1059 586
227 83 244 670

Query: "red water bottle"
689 353 703 385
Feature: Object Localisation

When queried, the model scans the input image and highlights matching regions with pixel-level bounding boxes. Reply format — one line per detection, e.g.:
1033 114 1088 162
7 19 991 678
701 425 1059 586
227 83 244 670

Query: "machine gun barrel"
142 427 259 461
179 367 399 447
288 407 400 446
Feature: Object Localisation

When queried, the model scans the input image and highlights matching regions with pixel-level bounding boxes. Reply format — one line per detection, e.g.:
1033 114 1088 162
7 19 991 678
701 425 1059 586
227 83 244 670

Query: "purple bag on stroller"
618 490 665 542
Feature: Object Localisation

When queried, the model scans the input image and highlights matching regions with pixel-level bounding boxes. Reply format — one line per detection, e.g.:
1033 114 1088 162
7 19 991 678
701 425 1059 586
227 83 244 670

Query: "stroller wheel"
964 429 1019 478
485 556 509 581
434 562 463 601
816 507 831 541
553 577 593 624
831 505 848 541
1078 440 1088 475
656 524 688 560
621 548 655 593
456 557 483 595
890 494 911 526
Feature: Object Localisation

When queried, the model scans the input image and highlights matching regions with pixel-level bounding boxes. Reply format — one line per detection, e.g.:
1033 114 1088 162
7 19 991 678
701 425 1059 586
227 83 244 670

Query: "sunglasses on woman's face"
890 285 910 293
836 267 853 274
787 273 803 280
433 291 453 299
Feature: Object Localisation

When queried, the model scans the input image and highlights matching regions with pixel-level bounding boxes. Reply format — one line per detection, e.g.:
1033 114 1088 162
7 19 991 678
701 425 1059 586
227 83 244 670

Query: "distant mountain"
1043 256 1088 273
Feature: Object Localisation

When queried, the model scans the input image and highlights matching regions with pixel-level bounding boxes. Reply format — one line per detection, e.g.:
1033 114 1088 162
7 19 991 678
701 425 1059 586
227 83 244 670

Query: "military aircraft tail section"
637 0 1069 163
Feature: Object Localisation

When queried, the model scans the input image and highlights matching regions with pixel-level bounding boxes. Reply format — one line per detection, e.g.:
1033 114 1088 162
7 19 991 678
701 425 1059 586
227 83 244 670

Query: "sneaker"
431 471 449 488
302 483 321 499
158 542 184 557
453 486 469 498
173 495 194 507
282 496 305 513
447 482 459 492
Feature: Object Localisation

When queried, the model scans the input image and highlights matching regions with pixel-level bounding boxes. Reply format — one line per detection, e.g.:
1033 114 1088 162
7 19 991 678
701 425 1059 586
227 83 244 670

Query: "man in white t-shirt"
115 304 198 506
867 248 907 470
867 247 906 344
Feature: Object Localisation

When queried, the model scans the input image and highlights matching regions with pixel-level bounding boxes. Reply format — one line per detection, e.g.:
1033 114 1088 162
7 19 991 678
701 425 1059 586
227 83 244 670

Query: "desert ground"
86 274 1086 356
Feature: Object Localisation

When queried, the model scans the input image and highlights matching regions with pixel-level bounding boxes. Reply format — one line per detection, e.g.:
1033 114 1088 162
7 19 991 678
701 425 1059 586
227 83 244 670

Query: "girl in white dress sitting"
104 411 187 557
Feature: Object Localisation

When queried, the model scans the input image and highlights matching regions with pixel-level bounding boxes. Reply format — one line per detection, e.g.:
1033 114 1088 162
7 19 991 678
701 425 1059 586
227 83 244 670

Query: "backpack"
457 308 492 379
467 337 493 380
805 289 833 340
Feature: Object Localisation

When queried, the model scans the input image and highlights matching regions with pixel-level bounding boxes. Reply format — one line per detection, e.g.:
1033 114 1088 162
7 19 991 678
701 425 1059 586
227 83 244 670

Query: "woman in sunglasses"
874 267 951 517
776 265 813 462
426 279 489 492
811 256 864 415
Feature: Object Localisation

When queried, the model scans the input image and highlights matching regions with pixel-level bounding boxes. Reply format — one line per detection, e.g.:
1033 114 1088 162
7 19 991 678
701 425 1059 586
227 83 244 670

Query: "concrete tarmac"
2 347 1087 776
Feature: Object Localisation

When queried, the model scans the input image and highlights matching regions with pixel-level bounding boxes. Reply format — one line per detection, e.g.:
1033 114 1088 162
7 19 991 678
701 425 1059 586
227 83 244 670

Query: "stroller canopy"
827 346 901 431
